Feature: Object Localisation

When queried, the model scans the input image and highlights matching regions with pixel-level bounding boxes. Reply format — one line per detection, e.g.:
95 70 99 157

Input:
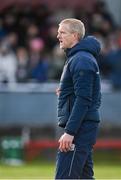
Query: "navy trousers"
55 120 99 179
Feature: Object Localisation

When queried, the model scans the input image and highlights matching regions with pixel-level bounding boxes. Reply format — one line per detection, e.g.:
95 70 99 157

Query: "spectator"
105 29 121 90
0 18 7 39
89 0 115 37
48 44 65 80
16 47 29 82
28 38 49 82
3 13 18 33
45 23 58 52
6 32 18 52
53 4 74 24
0 43 17 85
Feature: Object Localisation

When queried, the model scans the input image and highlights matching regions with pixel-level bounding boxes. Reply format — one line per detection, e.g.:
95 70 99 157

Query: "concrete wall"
0 85 121 128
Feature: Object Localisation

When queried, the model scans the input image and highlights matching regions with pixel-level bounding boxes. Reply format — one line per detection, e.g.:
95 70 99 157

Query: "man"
55 18 101 179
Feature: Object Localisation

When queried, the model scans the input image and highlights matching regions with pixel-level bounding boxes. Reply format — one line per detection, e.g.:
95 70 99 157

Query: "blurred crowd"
0 1 121 90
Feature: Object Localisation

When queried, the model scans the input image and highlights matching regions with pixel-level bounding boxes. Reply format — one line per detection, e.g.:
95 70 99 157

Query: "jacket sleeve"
65 60 95 136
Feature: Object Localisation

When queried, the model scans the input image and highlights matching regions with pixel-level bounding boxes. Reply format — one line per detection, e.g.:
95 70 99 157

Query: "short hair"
59 18 85 40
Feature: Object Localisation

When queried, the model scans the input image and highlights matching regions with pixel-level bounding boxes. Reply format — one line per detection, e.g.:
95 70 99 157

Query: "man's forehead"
58 24 70 32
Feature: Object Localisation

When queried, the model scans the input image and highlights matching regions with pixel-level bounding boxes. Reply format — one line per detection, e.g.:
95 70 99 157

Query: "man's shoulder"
69 50 95 62
69 51 96 71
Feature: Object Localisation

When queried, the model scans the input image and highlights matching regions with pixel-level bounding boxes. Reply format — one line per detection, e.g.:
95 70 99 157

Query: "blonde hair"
59 18 85 40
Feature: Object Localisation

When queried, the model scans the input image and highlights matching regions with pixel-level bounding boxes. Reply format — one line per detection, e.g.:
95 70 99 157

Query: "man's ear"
73 32 79 40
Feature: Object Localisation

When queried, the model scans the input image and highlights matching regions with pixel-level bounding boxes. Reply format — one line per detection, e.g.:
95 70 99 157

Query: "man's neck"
70 40 79 48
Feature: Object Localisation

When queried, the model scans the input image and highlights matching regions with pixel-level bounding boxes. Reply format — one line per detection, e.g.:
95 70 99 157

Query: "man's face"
57 24 77 50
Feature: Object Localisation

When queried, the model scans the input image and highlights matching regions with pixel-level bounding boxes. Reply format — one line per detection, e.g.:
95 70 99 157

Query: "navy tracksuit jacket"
55 36 101 179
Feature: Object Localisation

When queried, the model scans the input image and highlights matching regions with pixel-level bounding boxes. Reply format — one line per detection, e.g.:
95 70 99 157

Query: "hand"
59 133 74 152
56 88 61 96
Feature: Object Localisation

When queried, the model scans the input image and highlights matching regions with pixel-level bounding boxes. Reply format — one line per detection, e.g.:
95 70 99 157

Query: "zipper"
68 147 76 177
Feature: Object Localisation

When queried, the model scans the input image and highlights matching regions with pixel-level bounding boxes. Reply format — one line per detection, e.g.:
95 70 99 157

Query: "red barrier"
25 139 121 160
95 139 121 149
25 139 121 150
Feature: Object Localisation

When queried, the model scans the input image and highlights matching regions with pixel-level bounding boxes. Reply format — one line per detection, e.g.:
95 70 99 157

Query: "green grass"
0 162 54 179
94 164 121 179
0 162 121 179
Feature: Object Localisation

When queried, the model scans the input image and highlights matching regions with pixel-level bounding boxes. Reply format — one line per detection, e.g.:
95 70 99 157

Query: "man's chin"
60 45 65 50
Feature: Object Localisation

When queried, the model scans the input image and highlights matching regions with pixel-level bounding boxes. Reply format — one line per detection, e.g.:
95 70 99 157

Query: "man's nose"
57 33 60 39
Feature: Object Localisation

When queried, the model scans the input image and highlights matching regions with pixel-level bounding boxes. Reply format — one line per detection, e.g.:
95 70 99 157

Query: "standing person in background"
55 18 101 179
0 43 17 86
